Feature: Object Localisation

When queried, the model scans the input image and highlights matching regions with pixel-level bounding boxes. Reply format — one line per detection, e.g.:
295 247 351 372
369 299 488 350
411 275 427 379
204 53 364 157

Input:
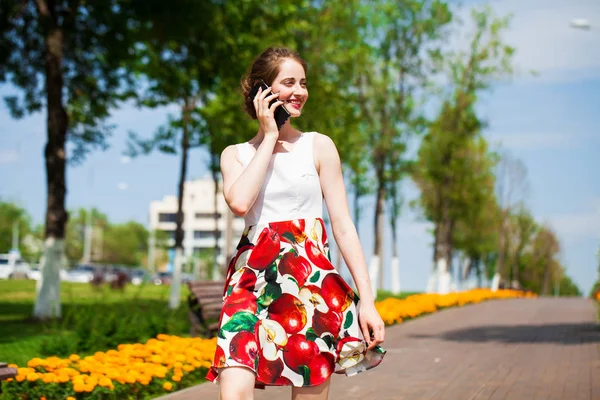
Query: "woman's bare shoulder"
313 132 337 149
313 132 339 157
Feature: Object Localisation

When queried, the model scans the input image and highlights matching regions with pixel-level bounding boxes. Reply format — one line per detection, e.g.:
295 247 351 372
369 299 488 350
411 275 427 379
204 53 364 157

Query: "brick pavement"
157 298 600 400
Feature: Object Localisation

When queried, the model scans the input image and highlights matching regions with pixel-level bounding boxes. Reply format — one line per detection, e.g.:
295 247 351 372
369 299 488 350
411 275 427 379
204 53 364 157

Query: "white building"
149 178 245 263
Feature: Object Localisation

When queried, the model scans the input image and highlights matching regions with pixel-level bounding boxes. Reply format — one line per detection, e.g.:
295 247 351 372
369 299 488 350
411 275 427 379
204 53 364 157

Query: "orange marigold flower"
163 381 173 391
73 383 86 392
172 375 181 382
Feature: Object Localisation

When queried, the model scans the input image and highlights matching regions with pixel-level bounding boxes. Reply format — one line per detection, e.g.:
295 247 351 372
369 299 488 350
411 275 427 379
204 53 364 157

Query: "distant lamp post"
570 18 591 30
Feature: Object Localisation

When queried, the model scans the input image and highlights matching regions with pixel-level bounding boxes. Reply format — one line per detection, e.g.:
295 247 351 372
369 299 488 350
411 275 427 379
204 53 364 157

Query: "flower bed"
1 334 216 400
2 289 534 399
375 288 535 325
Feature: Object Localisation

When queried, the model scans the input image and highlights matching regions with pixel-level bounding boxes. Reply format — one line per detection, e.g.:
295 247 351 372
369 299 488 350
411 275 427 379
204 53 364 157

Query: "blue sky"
1 0 599 294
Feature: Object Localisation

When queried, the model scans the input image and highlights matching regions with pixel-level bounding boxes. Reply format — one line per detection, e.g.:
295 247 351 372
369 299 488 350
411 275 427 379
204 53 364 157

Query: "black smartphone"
249 80 290 130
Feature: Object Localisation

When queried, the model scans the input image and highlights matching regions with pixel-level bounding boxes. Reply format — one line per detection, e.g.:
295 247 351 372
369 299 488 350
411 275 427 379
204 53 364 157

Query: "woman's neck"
256 121 300 143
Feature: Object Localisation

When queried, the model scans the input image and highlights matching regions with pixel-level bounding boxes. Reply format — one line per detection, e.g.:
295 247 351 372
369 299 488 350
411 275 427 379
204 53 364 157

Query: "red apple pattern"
247 227 281 270
206 218 385 388
279 251 312 287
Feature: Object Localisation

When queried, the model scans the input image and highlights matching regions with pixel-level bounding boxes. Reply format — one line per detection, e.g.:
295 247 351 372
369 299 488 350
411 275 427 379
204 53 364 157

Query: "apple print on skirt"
206 217 386 388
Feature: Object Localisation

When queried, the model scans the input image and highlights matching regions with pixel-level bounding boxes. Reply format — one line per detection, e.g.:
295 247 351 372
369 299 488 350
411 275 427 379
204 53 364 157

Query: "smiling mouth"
286 100 302 110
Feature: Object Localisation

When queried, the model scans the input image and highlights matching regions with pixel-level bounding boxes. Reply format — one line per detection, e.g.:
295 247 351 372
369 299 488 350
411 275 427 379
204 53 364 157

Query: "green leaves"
344 311 354 330
265 264 278 284
219 312 259 339
305 328 318 342
257 282 282 309
309 271 320 283
299 365 311 387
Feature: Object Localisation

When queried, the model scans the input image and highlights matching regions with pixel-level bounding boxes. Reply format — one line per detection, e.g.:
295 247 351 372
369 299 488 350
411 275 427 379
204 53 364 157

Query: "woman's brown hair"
241 47 307 119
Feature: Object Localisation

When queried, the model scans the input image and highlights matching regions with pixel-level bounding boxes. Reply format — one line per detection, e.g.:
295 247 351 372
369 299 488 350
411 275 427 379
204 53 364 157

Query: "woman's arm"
314 133 385 349
221 87 283 216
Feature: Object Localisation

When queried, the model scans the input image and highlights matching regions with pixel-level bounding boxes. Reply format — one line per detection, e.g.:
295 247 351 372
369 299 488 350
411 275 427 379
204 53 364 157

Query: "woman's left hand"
358 301 385 350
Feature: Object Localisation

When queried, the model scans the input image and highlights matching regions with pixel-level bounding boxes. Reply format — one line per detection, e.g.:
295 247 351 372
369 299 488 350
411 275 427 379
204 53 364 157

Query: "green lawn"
0 280 191 366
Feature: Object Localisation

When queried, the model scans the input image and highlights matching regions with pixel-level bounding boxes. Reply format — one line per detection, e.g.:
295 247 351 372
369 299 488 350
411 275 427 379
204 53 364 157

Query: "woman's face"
270 58 308 118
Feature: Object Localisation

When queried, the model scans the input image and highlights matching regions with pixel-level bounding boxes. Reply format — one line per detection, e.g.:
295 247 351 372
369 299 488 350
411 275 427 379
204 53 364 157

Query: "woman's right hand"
253 86 283 139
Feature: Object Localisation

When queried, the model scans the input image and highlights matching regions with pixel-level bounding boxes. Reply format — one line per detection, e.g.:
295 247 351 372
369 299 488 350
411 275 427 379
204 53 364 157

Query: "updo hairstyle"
241 47 307 119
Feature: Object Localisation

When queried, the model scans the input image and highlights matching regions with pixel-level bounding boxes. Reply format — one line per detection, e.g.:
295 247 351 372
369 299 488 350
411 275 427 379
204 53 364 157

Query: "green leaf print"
218 328 226 339
257 282 282 308
265 263 278 283
298 365 311 386
344 311 354 330
322 334 335 349
221 311 259 335
305 327 318 342
227 285 233 296
309 271 320 283
282 232 297 244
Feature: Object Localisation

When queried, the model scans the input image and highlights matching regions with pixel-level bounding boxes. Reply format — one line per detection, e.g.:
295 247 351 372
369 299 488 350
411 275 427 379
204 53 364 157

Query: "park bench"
0 362 17 393
187 281 225 338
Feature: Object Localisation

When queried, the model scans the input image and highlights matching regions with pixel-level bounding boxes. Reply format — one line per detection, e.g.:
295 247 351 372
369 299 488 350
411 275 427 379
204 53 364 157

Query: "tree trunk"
211 154 222 280
436 200 454 294
34 1 68 319
169 105 190 310
497 208 508 283
426 222 439 293
369 179 385 295
390 221 400 294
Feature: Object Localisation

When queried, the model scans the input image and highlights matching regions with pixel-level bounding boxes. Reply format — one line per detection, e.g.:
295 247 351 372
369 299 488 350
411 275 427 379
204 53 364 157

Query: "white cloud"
486 132 590 150
0 149 19 164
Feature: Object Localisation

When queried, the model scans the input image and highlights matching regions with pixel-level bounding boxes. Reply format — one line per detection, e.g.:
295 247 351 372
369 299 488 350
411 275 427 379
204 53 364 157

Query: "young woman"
206 47 386 400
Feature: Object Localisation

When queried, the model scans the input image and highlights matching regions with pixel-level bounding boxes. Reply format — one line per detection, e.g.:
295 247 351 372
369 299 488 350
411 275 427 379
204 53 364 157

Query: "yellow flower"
172 375 181 382
163 381 173 391
73 382 86 393
67 397 76 400
69 354 81 362
26 372 40 382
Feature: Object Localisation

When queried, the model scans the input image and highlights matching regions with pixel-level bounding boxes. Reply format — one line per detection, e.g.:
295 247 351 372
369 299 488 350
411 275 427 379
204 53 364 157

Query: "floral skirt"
206 217 385 388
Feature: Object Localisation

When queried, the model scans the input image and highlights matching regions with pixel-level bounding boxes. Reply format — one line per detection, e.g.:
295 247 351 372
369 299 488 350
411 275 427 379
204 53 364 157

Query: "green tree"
64 208 109 266
507 206 538 285
414 6 515 293
1 1 143 318
100 221 148 266
450 137 499 288
357 0 452 291
557 274 581 297
0 200 38 261
519 226 561 294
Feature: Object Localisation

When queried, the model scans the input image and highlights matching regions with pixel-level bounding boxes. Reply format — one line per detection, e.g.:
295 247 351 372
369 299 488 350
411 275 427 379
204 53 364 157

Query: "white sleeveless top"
236 131 323 226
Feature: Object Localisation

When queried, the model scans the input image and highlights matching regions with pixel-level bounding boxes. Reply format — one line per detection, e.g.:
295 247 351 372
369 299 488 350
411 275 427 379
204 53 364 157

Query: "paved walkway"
159 298 600 400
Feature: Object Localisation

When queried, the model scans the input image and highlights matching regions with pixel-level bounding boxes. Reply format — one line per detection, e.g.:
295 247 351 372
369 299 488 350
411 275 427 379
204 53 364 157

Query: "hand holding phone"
249 80 291 130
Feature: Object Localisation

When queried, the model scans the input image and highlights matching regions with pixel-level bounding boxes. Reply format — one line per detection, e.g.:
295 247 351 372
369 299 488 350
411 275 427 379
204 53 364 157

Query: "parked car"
64 264 96 283
0 254 31 279
130 268 150 285
151 271 172 286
